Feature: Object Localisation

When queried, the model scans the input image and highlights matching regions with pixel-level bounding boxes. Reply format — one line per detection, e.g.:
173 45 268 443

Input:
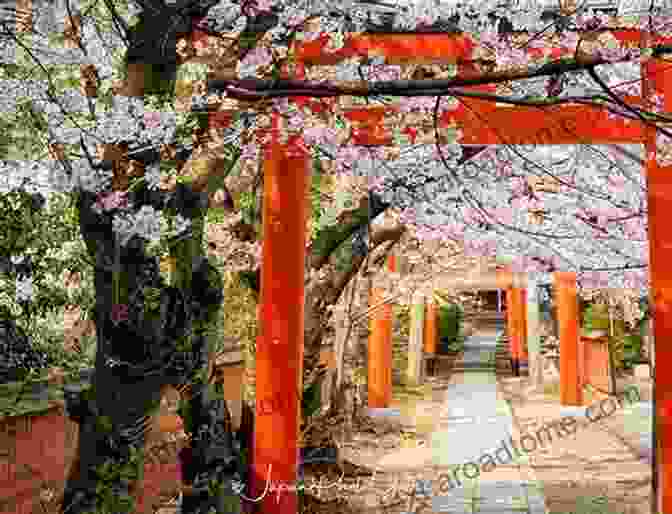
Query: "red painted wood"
424 299 438 355
580 336 611 395
555 272 581 406
294 29 670 66
253 112 307 514
368 254 395 408
506 288 517 361
511 287 527 363
643 52 672 513
521 288 528 365
338 96 647 146
294 33 477 65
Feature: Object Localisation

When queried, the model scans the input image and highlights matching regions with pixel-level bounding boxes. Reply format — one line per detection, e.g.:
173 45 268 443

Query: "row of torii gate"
222 24 672 514
365 262 579 405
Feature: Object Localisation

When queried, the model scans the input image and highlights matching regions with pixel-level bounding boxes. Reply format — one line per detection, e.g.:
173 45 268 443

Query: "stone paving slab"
432 481 530 513
431 421 516 466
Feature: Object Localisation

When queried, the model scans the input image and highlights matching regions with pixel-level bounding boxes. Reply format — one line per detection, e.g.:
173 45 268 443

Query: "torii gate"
206 27 672 514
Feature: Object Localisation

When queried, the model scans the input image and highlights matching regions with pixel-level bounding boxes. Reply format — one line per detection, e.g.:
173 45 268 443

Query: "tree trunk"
62 186 241 514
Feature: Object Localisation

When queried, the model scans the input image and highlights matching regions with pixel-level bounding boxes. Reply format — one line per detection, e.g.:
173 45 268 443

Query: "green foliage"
582 303 610 331
622 333 644 368
0 190 42 256
610 332 644 371
239 191 257 225
177 395 194 435
207 207 228 224
93 445 143 513
308 157 326 240
582 302 645 371
438 303 464 351
549 494 621 514
0 191 96 371
301 376 323 420
0 101 48 161
333 239 354 273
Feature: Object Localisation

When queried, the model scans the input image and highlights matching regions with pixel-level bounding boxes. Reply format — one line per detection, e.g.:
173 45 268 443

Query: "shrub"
438 303 463 352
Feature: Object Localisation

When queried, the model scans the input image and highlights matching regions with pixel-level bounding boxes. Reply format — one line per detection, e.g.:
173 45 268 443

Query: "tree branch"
328 224 405 303
307 192 389 270
206 52 664 100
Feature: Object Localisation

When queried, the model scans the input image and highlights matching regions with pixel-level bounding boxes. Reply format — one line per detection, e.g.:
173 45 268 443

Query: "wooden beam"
295 33 477 66
339 98 647 146
293 29 661 66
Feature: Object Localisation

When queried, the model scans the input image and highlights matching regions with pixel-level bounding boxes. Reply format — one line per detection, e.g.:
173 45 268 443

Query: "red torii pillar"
643 53 672 513
505 287 518 374
508 284 527 377
368 254 396 408
520 287 529 370
496 268 514 368
424 297 438 354
555 271 581 406
253 112 307 514
424 296 438 376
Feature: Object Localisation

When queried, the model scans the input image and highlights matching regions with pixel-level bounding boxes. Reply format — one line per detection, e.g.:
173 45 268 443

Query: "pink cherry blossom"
94 191 128 212
143 111 162 129
255 0 273 13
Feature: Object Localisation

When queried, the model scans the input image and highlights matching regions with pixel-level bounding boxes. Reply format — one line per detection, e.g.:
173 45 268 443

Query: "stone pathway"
361 324 548 513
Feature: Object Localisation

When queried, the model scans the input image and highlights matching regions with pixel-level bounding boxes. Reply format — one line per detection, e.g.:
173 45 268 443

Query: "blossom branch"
207 51 672 100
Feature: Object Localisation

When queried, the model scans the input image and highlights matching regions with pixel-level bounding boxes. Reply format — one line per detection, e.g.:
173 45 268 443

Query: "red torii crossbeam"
204 28 672 514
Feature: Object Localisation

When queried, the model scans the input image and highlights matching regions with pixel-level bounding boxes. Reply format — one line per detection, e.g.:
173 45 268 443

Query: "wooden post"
407 290 426 386
514 287 524 376
520 284 529 369
423 296 437 354
643 51 672 514
555 272 581 406
424 296 437 376
506 287 516 373
254 112 308 514
368 255 395 407
526 276 543 390
507 285 525 376
333 305 349 394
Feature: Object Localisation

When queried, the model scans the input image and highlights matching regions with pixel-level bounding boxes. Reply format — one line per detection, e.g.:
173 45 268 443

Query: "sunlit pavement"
430 330 547 514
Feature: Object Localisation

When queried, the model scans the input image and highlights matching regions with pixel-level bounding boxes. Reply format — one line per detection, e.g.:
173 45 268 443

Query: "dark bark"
62 183 241 513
